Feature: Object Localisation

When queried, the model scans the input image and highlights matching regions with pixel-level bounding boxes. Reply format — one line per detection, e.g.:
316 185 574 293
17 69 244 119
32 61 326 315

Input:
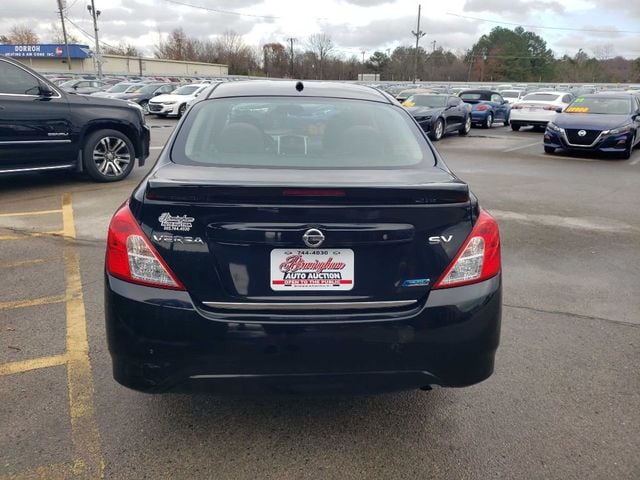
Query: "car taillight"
106 203 185 290
432 209 500 289
512 105 523 110
475 104 489 111
544 105 557 110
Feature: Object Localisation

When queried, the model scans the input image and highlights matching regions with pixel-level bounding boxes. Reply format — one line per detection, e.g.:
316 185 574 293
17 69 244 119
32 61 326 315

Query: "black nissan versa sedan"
105 81 502 393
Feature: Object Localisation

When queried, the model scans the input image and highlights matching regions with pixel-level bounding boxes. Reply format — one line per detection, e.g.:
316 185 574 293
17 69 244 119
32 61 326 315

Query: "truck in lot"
0 57 149 182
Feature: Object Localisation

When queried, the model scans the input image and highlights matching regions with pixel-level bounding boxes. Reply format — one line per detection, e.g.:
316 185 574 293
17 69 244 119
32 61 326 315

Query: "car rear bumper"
105 274 502 393
510 110 556 126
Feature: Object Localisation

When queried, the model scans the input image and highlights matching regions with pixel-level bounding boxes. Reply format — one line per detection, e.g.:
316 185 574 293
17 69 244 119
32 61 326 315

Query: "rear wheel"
511 123 521 131
430 118 445 141
482 113 493 129
544 146 555 154
83 129 135 182
459 115 471 135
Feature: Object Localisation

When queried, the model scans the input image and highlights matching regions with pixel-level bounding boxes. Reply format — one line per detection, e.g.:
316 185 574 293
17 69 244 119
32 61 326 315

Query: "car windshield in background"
404 95 447 108
523 93 561 102
460 92 491 101
565 97 632 114
174 85 201 95
108 83 134 93
502 91 521 98
136 84 163 94
60 80 78 88
173 97 429 169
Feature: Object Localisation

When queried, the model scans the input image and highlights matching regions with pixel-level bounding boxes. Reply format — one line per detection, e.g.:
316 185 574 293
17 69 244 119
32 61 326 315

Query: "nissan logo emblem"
578 130 587 137
302 228 325 248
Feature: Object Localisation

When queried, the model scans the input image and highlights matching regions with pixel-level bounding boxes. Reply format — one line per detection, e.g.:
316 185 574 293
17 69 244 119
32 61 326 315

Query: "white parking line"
503 141 541 153
629 156 640 166
150 146 165 150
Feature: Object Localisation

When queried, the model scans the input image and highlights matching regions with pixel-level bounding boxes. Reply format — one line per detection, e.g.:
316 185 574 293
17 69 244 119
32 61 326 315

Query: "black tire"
544 146 555 154
430 118 445 141
511 123 521 131
139 100 149 115
178 103 187 118
482 113 493 129
83 129 135 182
459 115 471 135
504 114 510 126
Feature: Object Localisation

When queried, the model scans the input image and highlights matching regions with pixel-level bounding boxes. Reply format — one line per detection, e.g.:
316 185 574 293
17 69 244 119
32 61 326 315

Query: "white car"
501 89 525 104
148 84 209 118
510 91 575 131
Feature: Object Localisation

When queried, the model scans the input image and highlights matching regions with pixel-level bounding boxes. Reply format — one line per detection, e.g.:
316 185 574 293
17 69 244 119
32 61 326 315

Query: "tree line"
2 23 640 83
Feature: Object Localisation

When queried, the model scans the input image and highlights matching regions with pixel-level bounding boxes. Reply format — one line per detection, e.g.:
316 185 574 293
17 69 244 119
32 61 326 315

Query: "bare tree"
104 43 142 57
307 33 334 79
49 22 79 44
8 24 39 44
154 28 201 61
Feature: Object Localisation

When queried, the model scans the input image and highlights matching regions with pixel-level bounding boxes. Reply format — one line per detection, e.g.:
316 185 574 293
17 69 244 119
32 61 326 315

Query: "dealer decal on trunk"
158 212 194 232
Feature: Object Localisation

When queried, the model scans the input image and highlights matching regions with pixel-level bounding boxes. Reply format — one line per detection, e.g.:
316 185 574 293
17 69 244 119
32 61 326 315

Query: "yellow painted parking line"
0 462 71 480
0 209 62 218
0 294 65 311
0 257 58 269
0 354 67 376
62 193 105 479
0 230 64 241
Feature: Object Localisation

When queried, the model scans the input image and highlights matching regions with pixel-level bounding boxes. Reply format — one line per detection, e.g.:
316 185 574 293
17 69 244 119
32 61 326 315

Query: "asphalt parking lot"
1 116 639 480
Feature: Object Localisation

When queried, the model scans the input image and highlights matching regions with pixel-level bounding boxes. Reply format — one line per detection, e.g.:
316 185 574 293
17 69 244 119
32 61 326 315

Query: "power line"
163 0 281 19
63 16 117 50
447 12 640 34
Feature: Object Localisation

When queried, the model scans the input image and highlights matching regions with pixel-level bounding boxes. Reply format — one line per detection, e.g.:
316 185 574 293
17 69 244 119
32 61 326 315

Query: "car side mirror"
555 107 563 113
39 84 55 97
154 91 161 96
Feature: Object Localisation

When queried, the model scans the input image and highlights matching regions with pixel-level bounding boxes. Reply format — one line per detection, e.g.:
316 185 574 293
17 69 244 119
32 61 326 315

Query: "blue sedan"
459 90 511 129
544 94 640 159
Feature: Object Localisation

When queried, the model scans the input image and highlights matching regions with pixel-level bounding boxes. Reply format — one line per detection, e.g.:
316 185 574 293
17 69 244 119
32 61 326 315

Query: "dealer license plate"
270 249 354 291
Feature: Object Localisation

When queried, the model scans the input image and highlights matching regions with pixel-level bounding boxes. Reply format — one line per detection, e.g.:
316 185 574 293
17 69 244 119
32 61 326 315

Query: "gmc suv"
0 57 149 182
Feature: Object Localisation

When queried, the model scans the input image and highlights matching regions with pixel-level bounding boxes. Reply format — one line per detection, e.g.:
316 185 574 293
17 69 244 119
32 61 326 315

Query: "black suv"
0 57 149 182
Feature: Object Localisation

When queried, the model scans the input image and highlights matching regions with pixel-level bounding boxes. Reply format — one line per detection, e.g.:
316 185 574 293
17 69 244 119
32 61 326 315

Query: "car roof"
207 80 393 104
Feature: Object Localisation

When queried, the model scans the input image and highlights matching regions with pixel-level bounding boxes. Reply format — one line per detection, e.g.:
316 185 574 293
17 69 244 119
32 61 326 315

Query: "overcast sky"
3 0 640 59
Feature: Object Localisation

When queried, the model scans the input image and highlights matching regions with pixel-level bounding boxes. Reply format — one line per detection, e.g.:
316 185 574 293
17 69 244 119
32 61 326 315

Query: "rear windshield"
523 93 560 102
171 97 431 169
501 91 521 98
460 92 491 101
565 97 633 115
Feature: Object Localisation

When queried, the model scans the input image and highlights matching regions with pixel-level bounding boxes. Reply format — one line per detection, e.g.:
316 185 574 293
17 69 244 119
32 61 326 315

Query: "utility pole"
431 40 436 52
87 0 102 79
56 0 72 70
411 4 425 84
287 37 296 78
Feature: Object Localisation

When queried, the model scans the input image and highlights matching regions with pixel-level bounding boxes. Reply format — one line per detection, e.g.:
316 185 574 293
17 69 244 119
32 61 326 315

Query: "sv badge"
428 235 453 244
